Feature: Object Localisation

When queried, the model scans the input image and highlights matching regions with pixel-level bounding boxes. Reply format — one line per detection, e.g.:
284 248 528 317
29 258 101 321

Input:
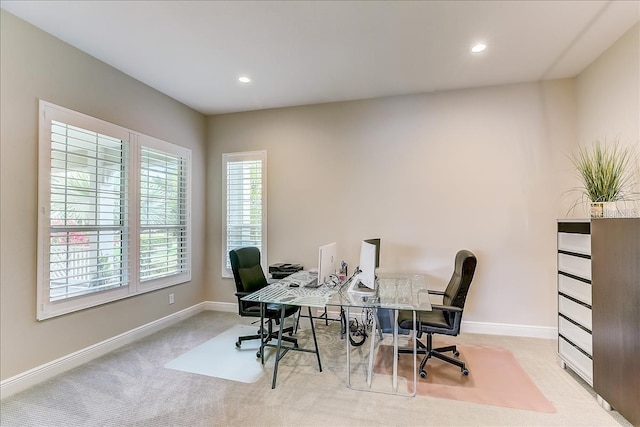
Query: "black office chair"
397 249 477 378
230 247 299 355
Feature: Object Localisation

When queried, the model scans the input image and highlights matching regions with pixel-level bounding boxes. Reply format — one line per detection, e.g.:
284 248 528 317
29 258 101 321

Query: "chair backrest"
229 247 268 294
442 249 477 314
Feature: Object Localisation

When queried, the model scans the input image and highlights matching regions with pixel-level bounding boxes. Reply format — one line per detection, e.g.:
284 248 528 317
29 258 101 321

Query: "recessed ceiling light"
471 43 487 53
238 76 251 83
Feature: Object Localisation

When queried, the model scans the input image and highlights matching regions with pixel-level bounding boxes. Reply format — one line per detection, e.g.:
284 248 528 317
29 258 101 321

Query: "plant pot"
591 201 621 218
603 202 619 218
590 202 604 218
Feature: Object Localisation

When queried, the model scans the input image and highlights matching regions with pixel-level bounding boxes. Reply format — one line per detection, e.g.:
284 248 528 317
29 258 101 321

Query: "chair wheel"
462 369 469 376
256 350 262 358
453 350 460 357
235 341 241 348
419 370 427 378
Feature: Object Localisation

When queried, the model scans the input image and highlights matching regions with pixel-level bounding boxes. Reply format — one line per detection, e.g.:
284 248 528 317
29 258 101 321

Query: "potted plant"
570 138 636 218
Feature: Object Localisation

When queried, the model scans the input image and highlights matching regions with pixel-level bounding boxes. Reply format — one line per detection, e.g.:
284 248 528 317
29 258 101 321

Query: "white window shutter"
222 151 267 277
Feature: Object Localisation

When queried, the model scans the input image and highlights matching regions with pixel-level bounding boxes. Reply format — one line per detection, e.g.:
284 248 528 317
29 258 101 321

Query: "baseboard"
1 301 556 399
203 301 237 313
0 303 206 400
461 320 557 339
327 308 556 339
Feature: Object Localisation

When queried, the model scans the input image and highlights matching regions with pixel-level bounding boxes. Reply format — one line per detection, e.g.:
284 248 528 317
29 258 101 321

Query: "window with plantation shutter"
139 145 189 284
222 151 267 277
47 120 129 302
37 101 191 320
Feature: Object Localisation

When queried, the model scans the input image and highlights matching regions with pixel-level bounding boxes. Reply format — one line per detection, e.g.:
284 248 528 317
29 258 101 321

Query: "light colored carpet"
373 343 556 412
164 324 275 383
0 311 632 427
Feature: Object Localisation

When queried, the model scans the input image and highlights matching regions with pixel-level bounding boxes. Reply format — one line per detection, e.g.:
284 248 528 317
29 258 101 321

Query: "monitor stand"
347 275 376 295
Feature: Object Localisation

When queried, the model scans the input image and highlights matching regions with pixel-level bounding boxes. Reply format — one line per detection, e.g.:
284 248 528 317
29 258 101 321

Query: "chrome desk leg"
271 305 286 389
392 309 398 391
411 310 417 396
366 310 378 387
375 308 384 341
309 306 322 372
345 306 351 387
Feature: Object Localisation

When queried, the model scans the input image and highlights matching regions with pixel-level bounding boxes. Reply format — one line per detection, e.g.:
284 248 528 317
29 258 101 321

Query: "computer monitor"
350 240 376 291
317 242 337 285
364 238 380 268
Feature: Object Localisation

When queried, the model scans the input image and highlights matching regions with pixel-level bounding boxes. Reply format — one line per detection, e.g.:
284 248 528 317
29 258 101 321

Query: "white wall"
207 80 577 332
573 23 640 217
0 10 207 380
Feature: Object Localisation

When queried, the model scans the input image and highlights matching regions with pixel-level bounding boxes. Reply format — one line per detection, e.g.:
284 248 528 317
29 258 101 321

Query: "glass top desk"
326 273 432 396
242 271 431 394
241 271 340 389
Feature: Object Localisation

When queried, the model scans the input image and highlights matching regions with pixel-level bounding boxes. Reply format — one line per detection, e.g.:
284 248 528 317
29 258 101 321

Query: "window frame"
37 100 191 320
221 151 267 278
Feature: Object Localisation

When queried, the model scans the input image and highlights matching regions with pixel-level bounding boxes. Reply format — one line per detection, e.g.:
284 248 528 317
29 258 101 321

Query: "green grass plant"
570 138 635 204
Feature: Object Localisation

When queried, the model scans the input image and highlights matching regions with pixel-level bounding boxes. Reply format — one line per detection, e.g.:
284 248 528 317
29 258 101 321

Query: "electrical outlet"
169 293 175 305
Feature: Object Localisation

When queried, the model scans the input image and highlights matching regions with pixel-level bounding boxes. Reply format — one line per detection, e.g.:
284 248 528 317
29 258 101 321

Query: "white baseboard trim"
1 301 557 399
461 320 557 339
0 303 206 400
327 308 556 340
204 301 237 313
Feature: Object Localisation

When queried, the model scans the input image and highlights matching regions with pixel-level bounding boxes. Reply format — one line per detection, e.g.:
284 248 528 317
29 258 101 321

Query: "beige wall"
573 23 640 217
0 11 207 380
2 10 638 383
206 24 640 330
207 80 577 329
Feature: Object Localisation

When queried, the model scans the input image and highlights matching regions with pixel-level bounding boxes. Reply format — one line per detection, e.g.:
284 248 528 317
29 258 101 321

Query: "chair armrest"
428 290 445 296
429 304 462 313
234 291 251 299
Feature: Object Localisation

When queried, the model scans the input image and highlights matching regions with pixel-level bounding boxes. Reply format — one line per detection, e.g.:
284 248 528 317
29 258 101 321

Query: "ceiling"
1 1 638 115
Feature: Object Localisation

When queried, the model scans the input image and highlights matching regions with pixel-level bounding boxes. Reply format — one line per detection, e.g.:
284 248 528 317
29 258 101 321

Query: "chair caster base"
462 368 469 376
453 350 460 357
235 341 241 348
419 370 427 378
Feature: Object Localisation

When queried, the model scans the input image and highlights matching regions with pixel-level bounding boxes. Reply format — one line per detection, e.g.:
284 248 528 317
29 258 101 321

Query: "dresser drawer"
559 316 592 355
558 232 591 255
558 253 591 281
558 295 591 330
558 274 591 305
559 336 593 385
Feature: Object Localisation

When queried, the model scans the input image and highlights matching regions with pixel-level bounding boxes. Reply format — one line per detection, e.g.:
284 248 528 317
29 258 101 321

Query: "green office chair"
230 247 299 355
397 249 477 378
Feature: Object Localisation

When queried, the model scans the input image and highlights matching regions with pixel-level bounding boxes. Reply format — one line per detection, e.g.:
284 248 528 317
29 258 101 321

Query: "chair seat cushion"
265 303 299 318
240 302 298 318
398 309 451 330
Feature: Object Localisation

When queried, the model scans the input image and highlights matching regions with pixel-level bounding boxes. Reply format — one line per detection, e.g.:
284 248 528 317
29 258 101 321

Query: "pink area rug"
373 343 556 413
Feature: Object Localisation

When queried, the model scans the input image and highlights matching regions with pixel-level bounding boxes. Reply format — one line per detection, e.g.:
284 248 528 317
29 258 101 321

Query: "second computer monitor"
317 242 337 285
364 238 380 268
354 240 376 289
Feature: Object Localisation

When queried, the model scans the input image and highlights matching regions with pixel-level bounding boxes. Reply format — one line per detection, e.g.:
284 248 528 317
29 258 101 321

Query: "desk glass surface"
326 273 432 311
240 271 339 308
